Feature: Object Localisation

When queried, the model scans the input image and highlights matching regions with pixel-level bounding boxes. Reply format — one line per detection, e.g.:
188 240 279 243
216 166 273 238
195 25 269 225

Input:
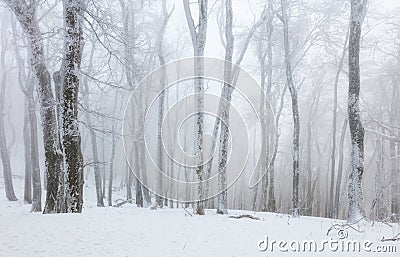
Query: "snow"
1 177 399 257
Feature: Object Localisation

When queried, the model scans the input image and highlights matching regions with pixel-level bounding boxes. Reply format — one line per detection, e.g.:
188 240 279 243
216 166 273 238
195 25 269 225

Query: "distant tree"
280 0 300 216
0 16 17 201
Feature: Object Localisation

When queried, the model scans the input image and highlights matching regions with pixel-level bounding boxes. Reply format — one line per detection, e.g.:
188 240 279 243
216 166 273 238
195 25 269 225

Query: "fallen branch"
229 214 260 220
183 207 193 217
113 199 133 207
326 217 365 237
381 233 400 242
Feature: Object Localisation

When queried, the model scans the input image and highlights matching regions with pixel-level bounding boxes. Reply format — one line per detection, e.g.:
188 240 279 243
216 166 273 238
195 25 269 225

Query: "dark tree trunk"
62 0 84 213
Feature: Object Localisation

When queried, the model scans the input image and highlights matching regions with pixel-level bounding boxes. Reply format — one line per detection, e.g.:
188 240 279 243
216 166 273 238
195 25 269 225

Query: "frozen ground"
1 176 399 257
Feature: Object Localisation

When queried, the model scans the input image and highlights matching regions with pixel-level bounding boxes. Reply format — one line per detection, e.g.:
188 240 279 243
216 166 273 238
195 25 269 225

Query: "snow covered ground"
1 176 399 257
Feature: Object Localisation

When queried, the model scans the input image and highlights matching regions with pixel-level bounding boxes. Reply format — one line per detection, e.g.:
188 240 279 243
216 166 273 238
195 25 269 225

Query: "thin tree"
281 0 300 216
0 18 17 201
82 40 104 207
216 0 234 215
156 0 174 208
183 0 208 215
347 0 367 222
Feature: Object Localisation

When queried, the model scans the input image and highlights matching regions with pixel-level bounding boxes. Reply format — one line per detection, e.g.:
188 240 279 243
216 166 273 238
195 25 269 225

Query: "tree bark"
63 0 85 213
347 0 366 222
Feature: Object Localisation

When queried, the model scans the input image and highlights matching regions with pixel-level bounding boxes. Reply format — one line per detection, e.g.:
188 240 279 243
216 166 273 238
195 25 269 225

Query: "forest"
0 0 400 256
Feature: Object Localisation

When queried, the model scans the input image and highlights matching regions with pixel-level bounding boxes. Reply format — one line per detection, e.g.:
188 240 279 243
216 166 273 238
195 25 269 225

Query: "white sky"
377 0 400 10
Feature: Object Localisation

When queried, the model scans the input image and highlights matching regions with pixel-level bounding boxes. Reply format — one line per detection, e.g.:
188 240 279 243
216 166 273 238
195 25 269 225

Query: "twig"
381 233 400 242
183 207 193 217
326 217 365 236
229 214 260 220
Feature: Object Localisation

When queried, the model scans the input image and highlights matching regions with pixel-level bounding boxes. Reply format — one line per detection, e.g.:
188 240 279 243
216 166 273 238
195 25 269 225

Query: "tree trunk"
347 0 366 222
333 118 348 219
126 162 132 200
23 100 32 204
63 0 84 213
82 42 104 207
281 0 300 216
108 92 119 207
28 88 42 212
183 0 208 215
329 29 349 218
0 75 18 202
216 0 234 215
155 0 171 208
0 18 17 201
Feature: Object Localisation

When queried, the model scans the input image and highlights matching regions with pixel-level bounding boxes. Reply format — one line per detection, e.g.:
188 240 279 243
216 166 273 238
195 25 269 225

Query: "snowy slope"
1 177 399 257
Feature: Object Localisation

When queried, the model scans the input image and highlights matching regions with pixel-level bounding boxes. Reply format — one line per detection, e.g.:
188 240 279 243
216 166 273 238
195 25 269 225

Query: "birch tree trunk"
347 0 367 222
62 0 84 213
281 0 300 216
